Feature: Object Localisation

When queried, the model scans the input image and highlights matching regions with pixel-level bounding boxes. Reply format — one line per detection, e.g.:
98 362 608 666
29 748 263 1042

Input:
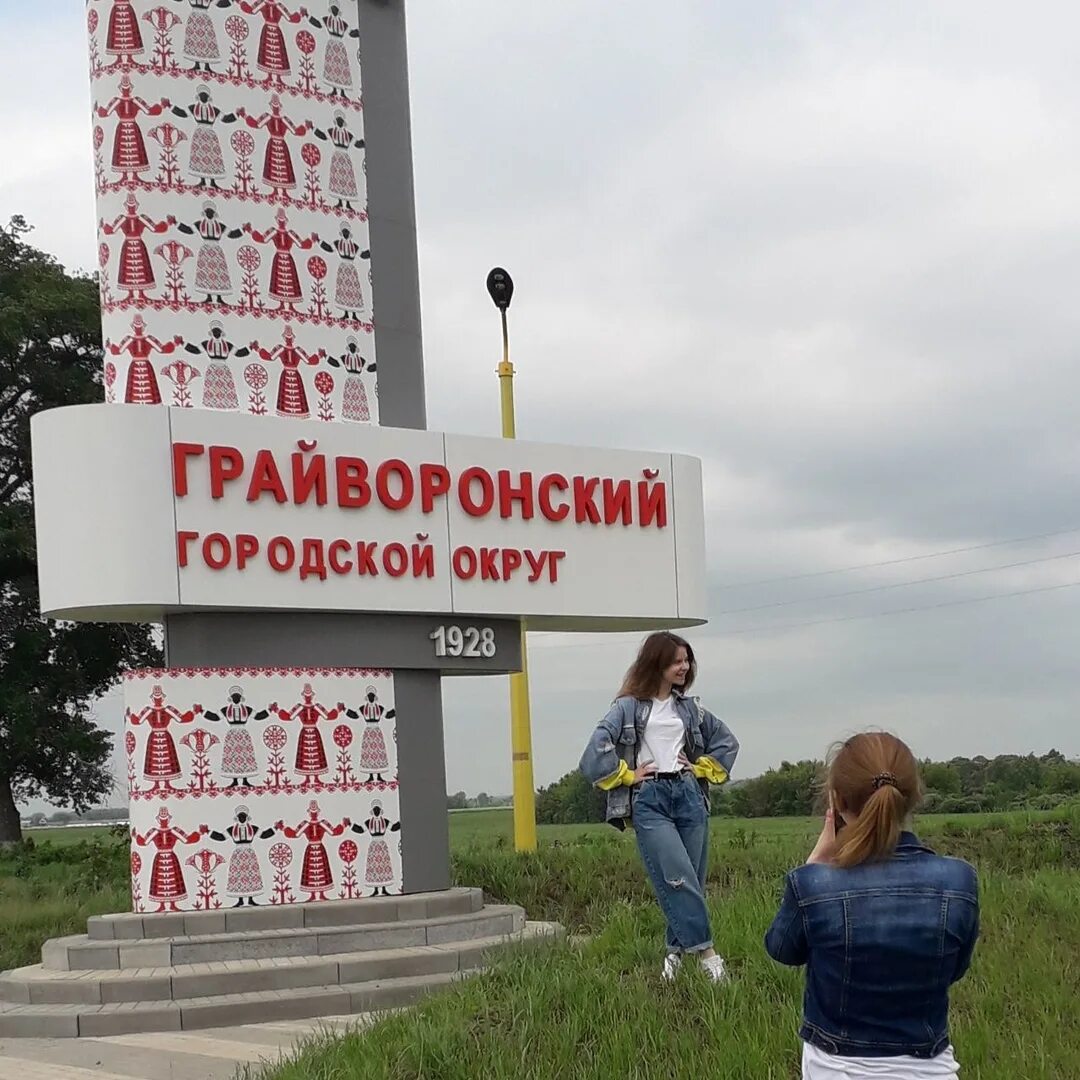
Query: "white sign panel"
32 405 707 631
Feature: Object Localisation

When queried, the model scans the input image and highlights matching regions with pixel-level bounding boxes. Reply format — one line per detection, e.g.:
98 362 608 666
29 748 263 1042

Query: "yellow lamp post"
486 267 537 853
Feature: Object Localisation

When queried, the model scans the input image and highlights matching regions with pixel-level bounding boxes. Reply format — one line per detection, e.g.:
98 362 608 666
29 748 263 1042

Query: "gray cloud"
7 2 1080 810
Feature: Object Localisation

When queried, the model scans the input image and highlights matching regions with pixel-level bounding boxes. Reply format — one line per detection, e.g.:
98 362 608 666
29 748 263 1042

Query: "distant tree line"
446 791 513 811
22 807 129 828
534 751 1080 824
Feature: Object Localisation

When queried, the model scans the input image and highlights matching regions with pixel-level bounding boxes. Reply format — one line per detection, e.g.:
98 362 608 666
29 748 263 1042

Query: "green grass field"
4 809 1079 1079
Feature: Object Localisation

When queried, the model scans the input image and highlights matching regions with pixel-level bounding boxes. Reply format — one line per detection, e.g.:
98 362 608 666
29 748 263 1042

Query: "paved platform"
0 1012 371 1079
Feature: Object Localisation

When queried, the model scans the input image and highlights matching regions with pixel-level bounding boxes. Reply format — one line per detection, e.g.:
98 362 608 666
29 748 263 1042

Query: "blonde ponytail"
827 735 921 868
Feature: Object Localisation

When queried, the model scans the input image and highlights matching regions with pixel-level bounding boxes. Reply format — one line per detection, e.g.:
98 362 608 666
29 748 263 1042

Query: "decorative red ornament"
268 842 293 870
236 244 262 274
93 126 105 152
144 6 181 32
225 15 250 42
124 730 136 756
148 123 187 150
262 722 286 750
332 723 352 749
300 143 321 169
307 255 328 282
339 839 358 864
296 30 317 56
88 9 99 34
231 130 256 158
131 851 142 876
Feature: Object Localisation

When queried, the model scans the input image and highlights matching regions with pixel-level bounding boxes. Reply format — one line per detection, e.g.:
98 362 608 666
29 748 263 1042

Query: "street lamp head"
486 267 514 312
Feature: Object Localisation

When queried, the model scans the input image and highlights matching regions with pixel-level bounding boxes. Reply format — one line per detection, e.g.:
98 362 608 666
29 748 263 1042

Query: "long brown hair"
618 632 696 699
828 733 922 868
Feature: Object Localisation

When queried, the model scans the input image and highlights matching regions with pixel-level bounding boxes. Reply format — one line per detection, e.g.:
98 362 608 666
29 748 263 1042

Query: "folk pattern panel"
87 0 378 424
124 667 400 912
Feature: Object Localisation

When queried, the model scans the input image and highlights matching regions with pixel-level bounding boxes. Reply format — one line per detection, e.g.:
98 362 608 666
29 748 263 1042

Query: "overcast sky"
4 2 1080 809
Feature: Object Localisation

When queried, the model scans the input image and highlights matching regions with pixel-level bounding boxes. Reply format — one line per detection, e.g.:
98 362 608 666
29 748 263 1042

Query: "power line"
715 525 1080 590
527 578 1080 650
715 548 1080 616
716 578 1080 637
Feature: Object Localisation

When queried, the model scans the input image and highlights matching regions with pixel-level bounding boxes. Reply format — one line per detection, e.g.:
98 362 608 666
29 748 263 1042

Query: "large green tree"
0 218 161 843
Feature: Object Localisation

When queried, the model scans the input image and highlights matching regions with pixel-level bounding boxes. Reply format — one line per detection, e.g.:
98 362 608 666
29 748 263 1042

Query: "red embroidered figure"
327 337 374 422
266 685 341 786
238 96 309 198
244 209 317 310
209 806 277 907
97 75 170 183
276 801 350 902
319 224 369 320
177 203 243 303
238 0 308 85
184 322 252 409
312 112 364 210
105 0 146 65
101 194 175 302
250 326 324 417
132 807 208 912
171 87 240 188
127 685 203 790
307 6 359 98
107 316 184 405
349 804 401 897
344 686 395 782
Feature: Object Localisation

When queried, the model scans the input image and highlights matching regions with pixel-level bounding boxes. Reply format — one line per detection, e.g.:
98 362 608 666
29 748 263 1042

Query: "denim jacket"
579 693 739 829
765 833 979 1058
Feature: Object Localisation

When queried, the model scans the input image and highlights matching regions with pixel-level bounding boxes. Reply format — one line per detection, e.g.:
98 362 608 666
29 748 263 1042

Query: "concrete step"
1 929 540 1005
86 888 483 941
43 905 524 971
0 923 562 1038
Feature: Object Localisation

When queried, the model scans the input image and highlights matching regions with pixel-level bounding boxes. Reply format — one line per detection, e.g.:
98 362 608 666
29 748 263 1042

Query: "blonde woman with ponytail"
765 733 979 1079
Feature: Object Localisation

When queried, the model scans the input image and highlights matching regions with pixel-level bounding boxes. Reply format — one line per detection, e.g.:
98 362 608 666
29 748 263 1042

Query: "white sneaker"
661 953 682 981
700 954 729 983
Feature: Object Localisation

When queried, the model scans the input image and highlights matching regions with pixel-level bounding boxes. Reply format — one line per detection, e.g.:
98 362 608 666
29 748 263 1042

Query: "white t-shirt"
639 696 685 772
802 1043 960 1080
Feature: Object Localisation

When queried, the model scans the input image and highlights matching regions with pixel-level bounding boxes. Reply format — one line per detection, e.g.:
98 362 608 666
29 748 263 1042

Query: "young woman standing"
765 733 980 1078
580 632 739 981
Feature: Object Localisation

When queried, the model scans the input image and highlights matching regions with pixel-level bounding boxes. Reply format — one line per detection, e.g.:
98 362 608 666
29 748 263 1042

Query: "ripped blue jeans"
633 773 712 953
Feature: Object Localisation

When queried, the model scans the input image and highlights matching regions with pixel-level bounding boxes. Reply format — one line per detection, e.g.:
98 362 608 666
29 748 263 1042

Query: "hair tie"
872 772 898 791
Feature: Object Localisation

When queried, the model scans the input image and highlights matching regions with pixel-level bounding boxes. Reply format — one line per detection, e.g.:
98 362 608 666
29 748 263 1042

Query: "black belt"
654 770 689 780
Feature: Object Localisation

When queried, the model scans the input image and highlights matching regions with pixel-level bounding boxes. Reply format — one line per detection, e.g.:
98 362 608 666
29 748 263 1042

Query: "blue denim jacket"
765 833 979 1058
579 694 739 829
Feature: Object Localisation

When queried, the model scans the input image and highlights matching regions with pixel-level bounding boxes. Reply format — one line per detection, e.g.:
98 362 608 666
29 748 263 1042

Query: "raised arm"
692 705 739 784
579 698 643 790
